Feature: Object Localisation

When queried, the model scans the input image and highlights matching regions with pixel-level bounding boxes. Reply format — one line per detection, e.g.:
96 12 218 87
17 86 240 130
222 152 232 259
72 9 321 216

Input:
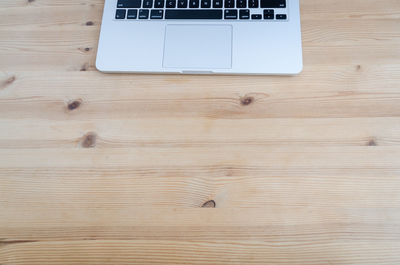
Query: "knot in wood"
201 200 216 208
81 132 97 148
240 96 254 106
67 100 82 111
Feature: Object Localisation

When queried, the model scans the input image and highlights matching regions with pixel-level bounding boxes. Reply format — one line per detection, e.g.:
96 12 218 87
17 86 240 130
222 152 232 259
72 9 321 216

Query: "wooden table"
1 0 400 264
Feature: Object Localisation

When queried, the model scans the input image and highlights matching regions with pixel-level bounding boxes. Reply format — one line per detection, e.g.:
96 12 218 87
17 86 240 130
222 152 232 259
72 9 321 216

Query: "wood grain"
1 0 400 264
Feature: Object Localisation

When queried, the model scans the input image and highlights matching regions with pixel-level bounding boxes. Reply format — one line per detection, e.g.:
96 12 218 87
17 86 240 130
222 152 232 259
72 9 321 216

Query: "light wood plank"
0 118 399 148
1 239 400 265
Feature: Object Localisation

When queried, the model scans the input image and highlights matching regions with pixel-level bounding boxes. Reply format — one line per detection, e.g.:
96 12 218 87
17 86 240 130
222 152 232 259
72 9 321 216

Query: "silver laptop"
96 0 302 75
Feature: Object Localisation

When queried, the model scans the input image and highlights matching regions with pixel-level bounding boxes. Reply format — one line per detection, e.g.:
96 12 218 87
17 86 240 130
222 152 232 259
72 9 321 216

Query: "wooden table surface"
1 0 400 264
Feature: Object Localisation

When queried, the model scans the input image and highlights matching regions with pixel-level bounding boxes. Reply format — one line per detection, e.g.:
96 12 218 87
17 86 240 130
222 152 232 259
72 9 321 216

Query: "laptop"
96 0 302 75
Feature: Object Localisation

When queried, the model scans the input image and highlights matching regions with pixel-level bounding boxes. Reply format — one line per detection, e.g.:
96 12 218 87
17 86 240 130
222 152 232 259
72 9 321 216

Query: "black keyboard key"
178 0 188 7
139 9 149 19
201 0 211 8
224 9 237 19
260 0 285 8
251 14 261 19
237 0 246 8
115 9 126 19
276 14 287 19
264 9 273 15
117 0 142 8
166 0 176 8
165 9 222 19
263 9 274 19
151 9 163 18
154 0 164 7
127 9 138 19
239 9 249 19
225 0 234 8
213 0 222 7
189 0 199 7
143 0 153 7
248 0 258 8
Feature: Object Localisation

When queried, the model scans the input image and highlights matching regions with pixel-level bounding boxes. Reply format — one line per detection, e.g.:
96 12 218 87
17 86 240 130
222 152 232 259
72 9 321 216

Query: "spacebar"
165 10 223 19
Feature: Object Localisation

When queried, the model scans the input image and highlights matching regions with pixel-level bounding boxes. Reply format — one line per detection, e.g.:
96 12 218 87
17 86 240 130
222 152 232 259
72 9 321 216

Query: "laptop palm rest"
163 25 232 69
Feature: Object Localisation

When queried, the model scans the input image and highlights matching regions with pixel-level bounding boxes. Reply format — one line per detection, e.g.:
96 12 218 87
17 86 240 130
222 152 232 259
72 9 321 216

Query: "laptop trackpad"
163 25 232 69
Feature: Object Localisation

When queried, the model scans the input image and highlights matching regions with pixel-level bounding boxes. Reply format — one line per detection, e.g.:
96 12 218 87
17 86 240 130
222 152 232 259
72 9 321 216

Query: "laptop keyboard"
115 0 288 20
